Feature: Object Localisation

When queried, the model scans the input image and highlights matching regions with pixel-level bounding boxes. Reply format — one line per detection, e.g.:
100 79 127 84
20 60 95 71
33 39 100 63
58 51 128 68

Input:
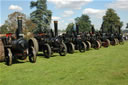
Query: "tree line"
66 8 124 33
0 0 127 34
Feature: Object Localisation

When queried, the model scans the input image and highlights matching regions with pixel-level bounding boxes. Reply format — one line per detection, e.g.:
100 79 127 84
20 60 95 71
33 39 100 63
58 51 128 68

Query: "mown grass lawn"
0 42 128 85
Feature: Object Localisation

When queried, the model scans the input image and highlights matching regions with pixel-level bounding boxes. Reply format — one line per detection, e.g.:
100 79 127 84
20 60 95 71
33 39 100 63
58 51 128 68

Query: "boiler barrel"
11 38 28 52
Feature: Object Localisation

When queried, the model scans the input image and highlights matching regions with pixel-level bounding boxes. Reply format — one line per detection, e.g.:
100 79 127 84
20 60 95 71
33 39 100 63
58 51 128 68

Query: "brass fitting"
17 16 22 20
54 21 58 23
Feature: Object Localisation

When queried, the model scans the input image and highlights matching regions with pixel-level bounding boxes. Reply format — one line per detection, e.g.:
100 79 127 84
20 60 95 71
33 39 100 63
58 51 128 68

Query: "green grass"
0 42 128 85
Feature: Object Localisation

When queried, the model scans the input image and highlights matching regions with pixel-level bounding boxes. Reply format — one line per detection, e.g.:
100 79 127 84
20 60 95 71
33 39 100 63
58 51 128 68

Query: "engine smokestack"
76 24 79 35
91 25 95 34
16 16 23 38
54 21 58 37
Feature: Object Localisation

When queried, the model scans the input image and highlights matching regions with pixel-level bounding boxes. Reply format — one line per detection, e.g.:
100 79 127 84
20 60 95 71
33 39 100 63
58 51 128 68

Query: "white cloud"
108 0 128 10
9 5 23 11
48 0 93 9
83 8 106 18
50 20 67 30
59 22 68 30
51 17 66 30
69 18 75 22
59 20 64 23
52 16 61 20
82 8 106 30
63 10 74 17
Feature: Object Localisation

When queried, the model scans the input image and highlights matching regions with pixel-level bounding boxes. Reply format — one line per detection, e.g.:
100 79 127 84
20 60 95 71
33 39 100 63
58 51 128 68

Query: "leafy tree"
0 12 36 34
0 24 8 34
66 14 92 33
66 23 74 33
23 18 36 39
101 8 123 33
30 0 52 33
75 14 92 32
5 12 26 33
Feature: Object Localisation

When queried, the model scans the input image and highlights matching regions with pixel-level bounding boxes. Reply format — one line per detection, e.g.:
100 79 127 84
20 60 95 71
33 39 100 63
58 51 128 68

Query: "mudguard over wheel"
79 42 87 52
43 44 51 58
67 42 75 54
29 46 37 63
59 42 67 56
29 38 39 54
85 41 91 50
6 48 12 66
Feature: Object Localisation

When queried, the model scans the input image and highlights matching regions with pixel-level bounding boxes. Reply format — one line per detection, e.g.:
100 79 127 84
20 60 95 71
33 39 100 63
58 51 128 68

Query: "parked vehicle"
34 21 67 58
0 16 37 65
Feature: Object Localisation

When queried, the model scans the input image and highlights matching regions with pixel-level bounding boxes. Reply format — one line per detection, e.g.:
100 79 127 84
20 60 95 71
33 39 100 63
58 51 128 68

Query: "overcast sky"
0 0 128 30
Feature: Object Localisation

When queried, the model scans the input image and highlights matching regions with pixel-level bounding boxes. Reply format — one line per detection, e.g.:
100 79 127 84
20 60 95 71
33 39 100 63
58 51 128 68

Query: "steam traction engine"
97 32 110 47
89 25 101 49
107 25 119 46
80 32 92 50
61 23 87 53
34 21 67 58
71 24 87 52
96 25 110 47
62 33 75 54
1 16 37 65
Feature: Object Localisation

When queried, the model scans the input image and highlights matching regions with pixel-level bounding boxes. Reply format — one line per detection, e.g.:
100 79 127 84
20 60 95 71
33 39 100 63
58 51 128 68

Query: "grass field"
0 42 128 85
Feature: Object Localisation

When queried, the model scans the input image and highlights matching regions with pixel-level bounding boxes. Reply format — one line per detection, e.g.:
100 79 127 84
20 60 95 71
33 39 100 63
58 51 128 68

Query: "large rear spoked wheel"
29 38 39 54
85 41 91 50
6 48 12 66
98 40 102 48
94 41 101 49
106 39 110 46
79 42 87 53
67 42 75 54
29 46 37 63
103 39 110 47
59 42 67 56
0 39 5 62
112 38 117 46
43 44 51 58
